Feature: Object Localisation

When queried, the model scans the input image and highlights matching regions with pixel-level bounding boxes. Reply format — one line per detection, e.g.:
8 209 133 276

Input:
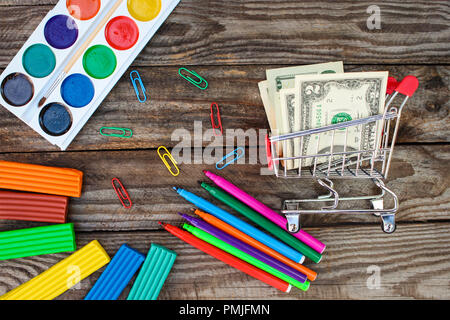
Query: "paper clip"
130 70 147 103
157 146 180 177
112 178 132 209
216 147 245 170
100 127 133 138
210 102 223 136
178 67 208 90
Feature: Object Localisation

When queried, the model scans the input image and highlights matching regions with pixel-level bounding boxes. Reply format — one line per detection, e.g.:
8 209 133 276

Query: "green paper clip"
99 127 133 138
178 67 208 90
127 244 177 300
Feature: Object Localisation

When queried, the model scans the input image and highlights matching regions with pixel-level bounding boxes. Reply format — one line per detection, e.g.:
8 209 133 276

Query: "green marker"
0 223 76 261
201 182 322 263
183 224 310 292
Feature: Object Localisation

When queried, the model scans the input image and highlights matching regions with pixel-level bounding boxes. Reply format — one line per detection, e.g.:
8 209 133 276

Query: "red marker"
160 223 291 293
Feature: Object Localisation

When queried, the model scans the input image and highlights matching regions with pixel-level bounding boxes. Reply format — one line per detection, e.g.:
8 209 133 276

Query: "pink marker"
203 170 326 254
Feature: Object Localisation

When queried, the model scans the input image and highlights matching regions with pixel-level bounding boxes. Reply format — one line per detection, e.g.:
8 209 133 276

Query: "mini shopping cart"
265 75 419 234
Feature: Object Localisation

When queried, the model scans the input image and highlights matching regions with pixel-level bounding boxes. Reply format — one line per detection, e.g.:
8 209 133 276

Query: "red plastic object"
265 134 273 170
105 16 139 51
0 190 68 223
161 223 291 292
112 178 132 209
395 75 419 97
210 102 223 136
386 76 399 95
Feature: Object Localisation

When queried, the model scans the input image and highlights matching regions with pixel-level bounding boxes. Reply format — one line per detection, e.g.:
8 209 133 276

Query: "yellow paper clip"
0 240 110 300
157 146 180 177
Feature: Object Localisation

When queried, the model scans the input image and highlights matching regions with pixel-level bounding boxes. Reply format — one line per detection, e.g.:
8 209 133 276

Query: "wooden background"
0 0 449 299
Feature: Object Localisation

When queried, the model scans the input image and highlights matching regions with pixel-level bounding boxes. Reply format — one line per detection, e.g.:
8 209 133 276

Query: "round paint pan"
44 14 79 49
127 0 162 22
82 45 117 79
67 0 101 21
1 73 34 107
61 73 95 108
22 43 56 78
39 102 73 136
105 16 139 50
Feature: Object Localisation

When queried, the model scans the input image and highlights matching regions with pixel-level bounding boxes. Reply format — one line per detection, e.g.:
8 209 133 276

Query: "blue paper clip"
216 147 245 170
130 70 147 103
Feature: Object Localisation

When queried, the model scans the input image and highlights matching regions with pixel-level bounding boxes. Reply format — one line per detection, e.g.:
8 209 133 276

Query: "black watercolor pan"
39 102 73 136
1 73 34 107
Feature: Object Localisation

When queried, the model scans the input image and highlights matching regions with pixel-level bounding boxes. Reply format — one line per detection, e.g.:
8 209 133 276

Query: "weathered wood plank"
0 64 448 153
0 145 448 232
0 1 449 68
1 222 449 299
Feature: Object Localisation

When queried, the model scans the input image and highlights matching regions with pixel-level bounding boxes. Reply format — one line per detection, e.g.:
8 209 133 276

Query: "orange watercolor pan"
0 160 83 197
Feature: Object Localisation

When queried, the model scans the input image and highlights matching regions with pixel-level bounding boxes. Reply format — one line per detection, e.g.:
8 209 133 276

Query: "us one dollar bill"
258 80 277 133
294 71 388 167
266 62 344 169
279 88 298 169
266 61 344 136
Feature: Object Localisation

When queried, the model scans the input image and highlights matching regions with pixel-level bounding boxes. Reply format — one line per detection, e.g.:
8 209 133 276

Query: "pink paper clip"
210 102 223 136
112 178 132 209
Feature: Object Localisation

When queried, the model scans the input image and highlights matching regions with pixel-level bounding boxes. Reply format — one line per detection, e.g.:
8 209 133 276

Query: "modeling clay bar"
0 160 83 197
0 190 68 223
0 240 110 300
85 244 145 300
127 244 177 300
0 223 76 261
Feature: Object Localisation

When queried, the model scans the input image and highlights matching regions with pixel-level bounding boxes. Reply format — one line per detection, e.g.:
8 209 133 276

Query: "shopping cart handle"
386 76 399 95
265 134 273 170
395 75 419 97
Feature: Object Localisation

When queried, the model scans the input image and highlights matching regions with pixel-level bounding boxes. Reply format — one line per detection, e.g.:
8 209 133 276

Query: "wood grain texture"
0 64 448 153
0 0 448 301
0 145 448 232
1 222 449 300
0 1 449 68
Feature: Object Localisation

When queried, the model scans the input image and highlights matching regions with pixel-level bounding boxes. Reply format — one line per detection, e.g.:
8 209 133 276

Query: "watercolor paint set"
0 0 180 150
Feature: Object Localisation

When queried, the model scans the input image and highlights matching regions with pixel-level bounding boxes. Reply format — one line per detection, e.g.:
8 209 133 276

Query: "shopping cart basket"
265 75 419 234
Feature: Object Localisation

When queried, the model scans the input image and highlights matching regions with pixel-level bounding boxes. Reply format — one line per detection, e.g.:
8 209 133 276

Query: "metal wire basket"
265 75 419 234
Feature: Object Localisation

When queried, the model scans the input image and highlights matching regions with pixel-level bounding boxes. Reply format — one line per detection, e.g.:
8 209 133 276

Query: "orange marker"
194 209 317 281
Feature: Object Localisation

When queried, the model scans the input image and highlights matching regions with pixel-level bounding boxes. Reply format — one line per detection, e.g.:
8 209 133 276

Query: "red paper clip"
112 178 132 209
210 102 223 136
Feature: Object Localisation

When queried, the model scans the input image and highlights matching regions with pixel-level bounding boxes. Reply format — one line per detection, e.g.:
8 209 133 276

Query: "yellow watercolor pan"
0 240 110 300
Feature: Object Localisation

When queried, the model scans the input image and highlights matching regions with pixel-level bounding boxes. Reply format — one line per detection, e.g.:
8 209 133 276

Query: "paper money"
294 71 388 167
266 61 344 136
279 88 298 169
258 80 277 133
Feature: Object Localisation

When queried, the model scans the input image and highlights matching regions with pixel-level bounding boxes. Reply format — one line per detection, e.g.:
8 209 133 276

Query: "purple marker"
179 213 307 283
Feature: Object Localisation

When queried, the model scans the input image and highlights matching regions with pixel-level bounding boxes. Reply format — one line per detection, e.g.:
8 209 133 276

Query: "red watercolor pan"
105 16 139 51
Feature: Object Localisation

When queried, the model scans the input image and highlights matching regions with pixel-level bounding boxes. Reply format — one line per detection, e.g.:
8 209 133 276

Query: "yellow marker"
0 240 110 300
157 146 180 177
127 0 161 22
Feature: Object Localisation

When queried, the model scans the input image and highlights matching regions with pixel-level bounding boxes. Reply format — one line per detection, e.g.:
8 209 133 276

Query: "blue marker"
173 187 305 264
85 244 145 300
